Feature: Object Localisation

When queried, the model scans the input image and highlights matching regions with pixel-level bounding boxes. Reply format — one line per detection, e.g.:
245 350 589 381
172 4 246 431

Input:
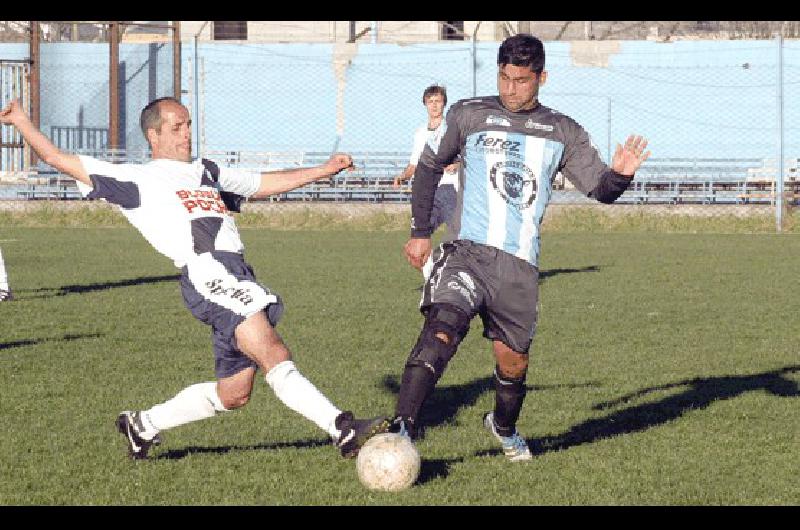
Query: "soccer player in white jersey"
380 35 651 461
0 246 11 301
0 97 389 460
393 85 460 279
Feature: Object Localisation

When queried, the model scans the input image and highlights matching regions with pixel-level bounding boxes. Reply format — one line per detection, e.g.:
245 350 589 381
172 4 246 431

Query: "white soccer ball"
356 433 421 492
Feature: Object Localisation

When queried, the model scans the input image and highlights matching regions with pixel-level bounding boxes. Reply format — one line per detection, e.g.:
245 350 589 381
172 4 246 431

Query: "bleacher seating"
13 151 800 206
205 149 412 203
613 157 800 205
16 172 82 200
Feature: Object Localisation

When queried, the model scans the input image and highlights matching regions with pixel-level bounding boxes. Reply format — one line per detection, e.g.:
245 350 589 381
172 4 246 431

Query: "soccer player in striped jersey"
386 34 651 461
0 97 388 460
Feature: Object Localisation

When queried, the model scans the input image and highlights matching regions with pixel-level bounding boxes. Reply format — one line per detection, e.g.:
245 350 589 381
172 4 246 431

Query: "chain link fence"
2 25 800 230
0 22 175 200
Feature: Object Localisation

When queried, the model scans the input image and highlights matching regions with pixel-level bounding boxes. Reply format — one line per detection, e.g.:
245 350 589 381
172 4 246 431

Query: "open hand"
611 135 650 176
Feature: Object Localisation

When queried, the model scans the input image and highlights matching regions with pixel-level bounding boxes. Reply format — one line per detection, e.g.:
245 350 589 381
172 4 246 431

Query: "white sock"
265 360 342 440
140 382 228 440
422 254 434 280
0 247 8 290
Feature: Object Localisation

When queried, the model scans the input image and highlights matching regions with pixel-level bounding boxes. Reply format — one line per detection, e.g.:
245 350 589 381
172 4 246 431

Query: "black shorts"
421 240 539 354
180 251 284 378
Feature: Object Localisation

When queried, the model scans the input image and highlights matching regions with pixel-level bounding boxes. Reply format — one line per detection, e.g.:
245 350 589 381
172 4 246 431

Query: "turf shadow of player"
0 333 103 351
155 438 331 460
538 265 599 283
477 364 800 458
21 274 181 299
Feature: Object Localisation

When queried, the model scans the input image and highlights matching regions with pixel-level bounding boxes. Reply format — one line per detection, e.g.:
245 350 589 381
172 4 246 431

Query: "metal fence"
180 36 800 227
2 29 800 230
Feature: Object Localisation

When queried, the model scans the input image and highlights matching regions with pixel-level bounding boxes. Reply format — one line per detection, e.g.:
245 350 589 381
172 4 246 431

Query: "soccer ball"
356 433 421 492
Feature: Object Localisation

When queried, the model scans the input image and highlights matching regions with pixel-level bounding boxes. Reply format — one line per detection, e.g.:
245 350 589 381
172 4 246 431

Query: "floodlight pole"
29 21 40 166
109 21 120 152
472 21 483 97
173 21 181 100
776 33 784 233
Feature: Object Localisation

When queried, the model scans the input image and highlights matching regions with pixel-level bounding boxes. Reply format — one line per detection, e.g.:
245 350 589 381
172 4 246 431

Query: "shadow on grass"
380 374 601 436
155 438 332 460
21 274 181 299
416 457 464 486
476 364 800 459
539 265 599 283
0 332 102 351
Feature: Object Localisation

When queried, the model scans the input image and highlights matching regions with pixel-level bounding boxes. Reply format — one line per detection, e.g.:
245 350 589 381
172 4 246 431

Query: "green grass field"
0 219 798 505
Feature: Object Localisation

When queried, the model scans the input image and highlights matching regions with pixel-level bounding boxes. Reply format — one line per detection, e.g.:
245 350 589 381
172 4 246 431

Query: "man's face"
424 94 445 121
497 63 547 112
147 101 192 162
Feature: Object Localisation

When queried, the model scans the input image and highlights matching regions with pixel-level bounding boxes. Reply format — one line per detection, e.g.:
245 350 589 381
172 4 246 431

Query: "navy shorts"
430 183 457 232
180 251 284 378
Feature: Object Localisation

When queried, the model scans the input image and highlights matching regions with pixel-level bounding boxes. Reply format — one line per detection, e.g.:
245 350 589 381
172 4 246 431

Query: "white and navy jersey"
412 96 630 267
409 123 459 189
76 156 261 268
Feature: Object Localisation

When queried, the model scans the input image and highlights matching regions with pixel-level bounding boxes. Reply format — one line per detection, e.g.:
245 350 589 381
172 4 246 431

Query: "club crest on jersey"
489 160 538 209
485 115 512 127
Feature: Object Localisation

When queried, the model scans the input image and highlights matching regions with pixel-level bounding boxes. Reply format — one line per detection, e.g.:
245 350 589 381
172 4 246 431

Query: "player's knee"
220 392 250 410
496 357 528 380
406 303 471 378
238 334 291 372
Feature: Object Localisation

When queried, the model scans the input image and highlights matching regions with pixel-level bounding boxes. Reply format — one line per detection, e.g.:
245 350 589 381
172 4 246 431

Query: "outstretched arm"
393 164 415 188
0 100 90 185
250 153 354 198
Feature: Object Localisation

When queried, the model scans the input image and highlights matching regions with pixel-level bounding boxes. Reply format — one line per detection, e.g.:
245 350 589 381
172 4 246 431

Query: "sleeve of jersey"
410 108 462 238
76 155 141 209
410 162 441 237
217 166 261 198
588 169 632 204
559 119 617 197
215 165 261 212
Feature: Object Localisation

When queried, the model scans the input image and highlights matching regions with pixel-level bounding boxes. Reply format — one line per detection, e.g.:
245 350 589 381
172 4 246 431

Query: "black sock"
493 367 527 437
394 365 437 437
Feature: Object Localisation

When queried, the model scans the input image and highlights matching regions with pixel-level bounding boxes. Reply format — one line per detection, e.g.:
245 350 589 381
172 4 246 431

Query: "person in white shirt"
0 97 389 460
0 246 11 301
394 85 460 279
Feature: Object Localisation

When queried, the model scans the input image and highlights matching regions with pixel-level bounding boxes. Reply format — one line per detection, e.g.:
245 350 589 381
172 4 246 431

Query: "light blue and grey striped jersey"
416 96 611 267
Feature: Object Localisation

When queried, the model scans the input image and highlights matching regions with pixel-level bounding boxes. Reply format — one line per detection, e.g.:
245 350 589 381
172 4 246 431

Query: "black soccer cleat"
0 289 13 302
335 411 391 459
115 410 161 460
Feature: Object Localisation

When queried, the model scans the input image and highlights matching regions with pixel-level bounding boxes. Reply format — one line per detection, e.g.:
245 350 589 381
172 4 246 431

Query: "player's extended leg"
483 341 532 461
116 377 234 460
391 303 471 438
235 310 388 457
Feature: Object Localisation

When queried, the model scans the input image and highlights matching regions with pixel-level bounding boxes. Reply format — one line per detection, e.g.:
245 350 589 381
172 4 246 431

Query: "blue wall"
2 39 798 162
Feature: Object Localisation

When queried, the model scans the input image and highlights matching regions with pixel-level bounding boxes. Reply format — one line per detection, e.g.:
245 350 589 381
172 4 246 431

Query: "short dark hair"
140 96 183 140
422 84 447 106
497 34 545 73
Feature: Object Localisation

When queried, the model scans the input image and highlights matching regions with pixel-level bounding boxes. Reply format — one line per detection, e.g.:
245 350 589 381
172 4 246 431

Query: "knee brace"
406 304 471 379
